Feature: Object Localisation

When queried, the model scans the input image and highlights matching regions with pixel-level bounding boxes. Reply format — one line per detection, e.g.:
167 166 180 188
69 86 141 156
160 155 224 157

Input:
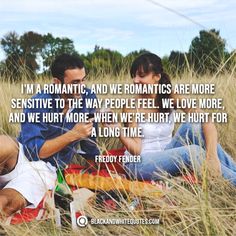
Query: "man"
0 54 99 216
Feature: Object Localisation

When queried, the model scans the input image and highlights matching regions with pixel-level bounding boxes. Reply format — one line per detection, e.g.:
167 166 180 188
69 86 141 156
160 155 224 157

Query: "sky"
0 0 236 61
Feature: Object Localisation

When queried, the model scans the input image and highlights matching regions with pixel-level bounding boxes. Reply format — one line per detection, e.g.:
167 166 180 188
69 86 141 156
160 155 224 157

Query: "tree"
189 29 226 74
168 51 188 76
1 31 77 79
20 31 44 75
1 31 25 80
0 61 6 76
222 50 236 72
161 55 171 75
86 46 124 75
41 33 76 71
1 31 21 56
1 31 44 80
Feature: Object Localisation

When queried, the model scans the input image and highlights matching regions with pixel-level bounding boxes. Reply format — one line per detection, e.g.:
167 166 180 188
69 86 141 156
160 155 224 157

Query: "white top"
125 112 174 155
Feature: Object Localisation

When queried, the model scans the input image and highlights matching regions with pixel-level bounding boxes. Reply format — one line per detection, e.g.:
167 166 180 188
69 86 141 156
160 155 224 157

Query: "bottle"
128 198 140 211
54 168 73 227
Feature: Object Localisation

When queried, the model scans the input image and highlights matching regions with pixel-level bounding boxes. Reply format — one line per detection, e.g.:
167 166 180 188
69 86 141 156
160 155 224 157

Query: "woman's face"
132 70 160 85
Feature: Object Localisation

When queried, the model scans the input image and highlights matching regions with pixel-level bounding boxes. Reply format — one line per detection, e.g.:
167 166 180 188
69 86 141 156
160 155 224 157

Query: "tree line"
0 29 235 81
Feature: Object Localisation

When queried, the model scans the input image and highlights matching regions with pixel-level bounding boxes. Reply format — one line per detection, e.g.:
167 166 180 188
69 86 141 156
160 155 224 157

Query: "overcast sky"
0 0 235 60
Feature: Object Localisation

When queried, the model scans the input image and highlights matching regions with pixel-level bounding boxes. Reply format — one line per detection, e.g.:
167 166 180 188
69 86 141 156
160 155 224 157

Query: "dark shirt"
18 87 99 168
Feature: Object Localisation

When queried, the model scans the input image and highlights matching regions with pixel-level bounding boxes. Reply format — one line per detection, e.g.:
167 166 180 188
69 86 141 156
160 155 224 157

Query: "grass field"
0 72 236 236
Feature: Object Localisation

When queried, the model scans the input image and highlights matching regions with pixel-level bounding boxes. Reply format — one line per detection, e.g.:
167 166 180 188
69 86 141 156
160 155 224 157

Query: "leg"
0 135 19 175
166 122 236 172
165 122 205 149
217 144 236 172
0 135 25 216
0 189 27 217
125 145 205 181
0 140 57 216
2 143 57 210
125 144 236 186
221 165 236 186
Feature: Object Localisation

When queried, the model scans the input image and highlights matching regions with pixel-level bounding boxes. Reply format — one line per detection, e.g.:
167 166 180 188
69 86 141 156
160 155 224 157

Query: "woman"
105 52 236 185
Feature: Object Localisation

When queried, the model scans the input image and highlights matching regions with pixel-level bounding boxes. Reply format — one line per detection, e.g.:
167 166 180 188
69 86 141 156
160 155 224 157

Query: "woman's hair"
130 52 172 113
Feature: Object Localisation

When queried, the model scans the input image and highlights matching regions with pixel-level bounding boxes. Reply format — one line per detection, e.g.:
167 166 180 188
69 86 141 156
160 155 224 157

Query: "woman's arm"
119 107 142 155
172 93 222 176
103 107 142 155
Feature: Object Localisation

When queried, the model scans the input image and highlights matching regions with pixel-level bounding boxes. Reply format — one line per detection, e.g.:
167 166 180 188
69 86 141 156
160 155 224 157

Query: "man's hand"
69 119 94 141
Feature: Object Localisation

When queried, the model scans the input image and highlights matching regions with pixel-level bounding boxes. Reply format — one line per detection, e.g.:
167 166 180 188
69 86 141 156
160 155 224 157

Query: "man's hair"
51 54 84 82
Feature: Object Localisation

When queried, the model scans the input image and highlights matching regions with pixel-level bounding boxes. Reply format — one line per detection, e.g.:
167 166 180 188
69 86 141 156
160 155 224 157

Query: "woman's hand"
205 153 222 178
103 121 122 129
99 108 119 127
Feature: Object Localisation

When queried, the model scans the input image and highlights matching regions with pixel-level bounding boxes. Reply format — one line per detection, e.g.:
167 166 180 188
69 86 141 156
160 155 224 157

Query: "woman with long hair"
105 52 236 185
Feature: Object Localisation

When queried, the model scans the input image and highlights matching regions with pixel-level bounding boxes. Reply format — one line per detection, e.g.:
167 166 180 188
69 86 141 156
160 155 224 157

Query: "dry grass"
0 71 236 236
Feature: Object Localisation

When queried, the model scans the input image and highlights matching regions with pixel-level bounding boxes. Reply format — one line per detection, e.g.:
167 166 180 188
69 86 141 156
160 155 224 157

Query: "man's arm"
20 89 97 161
38 122 93 159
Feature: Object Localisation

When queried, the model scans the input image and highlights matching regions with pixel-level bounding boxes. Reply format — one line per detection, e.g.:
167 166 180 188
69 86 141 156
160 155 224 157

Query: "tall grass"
0 70 236 235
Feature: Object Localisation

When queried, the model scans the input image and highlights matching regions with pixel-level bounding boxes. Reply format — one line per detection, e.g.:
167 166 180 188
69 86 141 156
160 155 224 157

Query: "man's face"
63 67 86 99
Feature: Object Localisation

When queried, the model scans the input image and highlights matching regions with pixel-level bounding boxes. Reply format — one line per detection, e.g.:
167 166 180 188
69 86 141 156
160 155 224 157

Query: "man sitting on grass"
0 54 99 217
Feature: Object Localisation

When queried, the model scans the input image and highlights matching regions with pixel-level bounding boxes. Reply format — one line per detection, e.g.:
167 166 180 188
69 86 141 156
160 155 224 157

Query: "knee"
0 192 25 217
188 144 205 155
181 122 202 134
0 135 18 162
190 122 202 135
0 135 18 152
178 122 203 144
0 194 8 207
187 144 205 164
0 194 10 216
